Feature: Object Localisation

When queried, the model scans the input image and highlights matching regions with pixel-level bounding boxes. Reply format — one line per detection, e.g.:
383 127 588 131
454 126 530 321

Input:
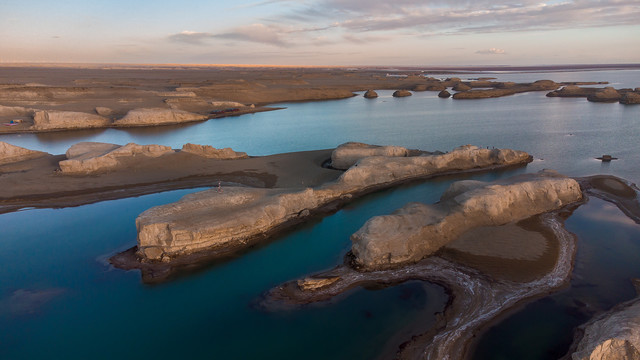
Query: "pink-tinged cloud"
214 24 290 47
476 48 506 55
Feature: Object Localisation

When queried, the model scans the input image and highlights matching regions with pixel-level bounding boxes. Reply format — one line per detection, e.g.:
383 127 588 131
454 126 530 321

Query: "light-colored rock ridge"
113 108 207 127
568 294 640 360
330 142 409 170
0 142 48 165
134 143 532 262
180 143 248 159
59 142 174 174
350 170 582 270
32 110 111 130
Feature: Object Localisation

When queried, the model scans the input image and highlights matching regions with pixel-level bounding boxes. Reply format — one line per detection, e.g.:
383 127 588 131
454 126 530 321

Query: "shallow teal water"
1 70 640 359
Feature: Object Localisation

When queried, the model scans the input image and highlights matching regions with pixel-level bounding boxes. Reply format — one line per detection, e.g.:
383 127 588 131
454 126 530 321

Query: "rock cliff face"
113 108 207 127
568 295 640 360
330 142 409 170
59 142 174 174
134 143 532 262
32 110 111 131
180 143 248 159
350 170 582 270
0 142 47 165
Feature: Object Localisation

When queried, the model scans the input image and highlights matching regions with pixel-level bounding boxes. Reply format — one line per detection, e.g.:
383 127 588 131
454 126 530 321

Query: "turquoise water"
1 70 640 359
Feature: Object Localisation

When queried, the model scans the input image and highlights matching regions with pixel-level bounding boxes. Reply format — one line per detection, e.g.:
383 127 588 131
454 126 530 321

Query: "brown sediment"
0 149 342 213
439 216 560 283
0 65 628 134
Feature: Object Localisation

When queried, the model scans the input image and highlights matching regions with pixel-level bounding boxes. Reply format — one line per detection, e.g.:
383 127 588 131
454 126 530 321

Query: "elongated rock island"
350 170 583 270
132 144 532 262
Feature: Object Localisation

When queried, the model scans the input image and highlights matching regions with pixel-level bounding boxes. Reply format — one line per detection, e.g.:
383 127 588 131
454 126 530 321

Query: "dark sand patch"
439 216 560 283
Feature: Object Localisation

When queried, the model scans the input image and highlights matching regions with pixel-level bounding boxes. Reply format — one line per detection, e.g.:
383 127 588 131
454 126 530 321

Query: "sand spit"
122 144 531 266
263 211 578 360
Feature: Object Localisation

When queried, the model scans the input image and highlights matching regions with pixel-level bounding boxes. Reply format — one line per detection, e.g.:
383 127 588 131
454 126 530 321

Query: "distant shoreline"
1 62 639 73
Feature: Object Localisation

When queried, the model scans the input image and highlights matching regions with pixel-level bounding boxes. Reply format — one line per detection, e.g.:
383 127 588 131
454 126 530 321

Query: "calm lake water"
1 70 639 359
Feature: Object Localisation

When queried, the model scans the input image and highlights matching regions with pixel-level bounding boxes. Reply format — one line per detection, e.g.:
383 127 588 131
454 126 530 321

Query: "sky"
1 0 639 66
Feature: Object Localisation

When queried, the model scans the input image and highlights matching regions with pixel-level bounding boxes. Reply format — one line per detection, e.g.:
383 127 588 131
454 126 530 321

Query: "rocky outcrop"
620 92 640 105
180 143 248 159
113 108 207 127
412 85 428 91
0 142 47 165
350 170 582 270
587 87 622 103
336 145 531 190
330 142 408 170
32 110 111 131
453 82 556 100
452 83 472 92
134 143 532 262
94 107 113 116
59 142 174 174
392 90 412 97
135 187 331 261
567 294 640 360
363 90 378 99
438 90 451 98
547 85 598 98
297 276 341 291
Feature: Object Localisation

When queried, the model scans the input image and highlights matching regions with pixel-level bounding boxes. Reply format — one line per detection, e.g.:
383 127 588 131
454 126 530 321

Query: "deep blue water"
1 69 639 359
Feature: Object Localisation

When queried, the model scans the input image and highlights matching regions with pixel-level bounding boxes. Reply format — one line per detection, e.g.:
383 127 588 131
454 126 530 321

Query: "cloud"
168 31 215 45
476 48 506 55
270 0 640 35
343 33 390 44
214 24 290 46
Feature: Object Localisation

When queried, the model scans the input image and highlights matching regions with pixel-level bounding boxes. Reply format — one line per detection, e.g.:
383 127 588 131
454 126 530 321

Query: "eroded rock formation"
180 143 248 159
32 110 111 131
364 90 378 98
350 170 582 270
620 92 640 105
133 144 532 262
587 87 622 103
330 142 409 170
567 294 640 360
59 142 174 174
0 142 47 165
393 90 412 97
438 90 451 98
113 108 207 127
